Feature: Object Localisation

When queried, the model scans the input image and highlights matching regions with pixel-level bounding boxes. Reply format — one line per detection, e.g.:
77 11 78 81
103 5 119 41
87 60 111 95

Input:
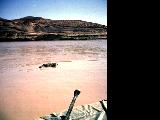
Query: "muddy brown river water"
0 40 107 120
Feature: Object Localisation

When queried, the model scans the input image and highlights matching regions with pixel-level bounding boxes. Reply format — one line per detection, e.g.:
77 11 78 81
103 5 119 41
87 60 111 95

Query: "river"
0 40 107 120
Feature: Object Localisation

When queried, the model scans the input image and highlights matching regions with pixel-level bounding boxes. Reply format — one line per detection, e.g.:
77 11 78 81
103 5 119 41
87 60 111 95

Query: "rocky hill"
0 16 107 41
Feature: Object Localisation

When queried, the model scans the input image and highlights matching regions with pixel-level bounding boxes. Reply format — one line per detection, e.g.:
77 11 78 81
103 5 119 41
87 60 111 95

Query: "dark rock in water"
39 63 58 68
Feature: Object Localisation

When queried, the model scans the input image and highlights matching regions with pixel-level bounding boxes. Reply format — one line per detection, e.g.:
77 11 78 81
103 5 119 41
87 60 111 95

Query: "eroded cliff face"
0 16 107 41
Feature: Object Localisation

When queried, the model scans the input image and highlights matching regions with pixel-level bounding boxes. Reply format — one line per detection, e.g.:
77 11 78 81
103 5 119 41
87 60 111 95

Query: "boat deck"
36 100 107 120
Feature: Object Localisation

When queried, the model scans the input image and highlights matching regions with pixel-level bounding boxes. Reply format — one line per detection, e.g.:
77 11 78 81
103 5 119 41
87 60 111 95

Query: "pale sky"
0 0 107 25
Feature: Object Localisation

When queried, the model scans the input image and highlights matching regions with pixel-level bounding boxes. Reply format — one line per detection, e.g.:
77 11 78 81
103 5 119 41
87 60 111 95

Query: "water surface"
0 40 107 120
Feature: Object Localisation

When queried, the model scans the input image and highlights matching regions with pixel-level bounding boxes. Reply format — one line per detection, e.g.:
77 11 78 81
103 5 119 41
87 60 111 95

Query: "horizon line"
0 16 107 26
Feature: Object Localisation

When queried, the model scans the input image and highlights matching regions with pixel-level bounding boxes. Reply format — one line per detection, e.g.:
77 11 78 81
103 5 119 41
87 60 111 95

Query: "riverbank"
0 34 107 42
0 16 107 42
36 100 107 120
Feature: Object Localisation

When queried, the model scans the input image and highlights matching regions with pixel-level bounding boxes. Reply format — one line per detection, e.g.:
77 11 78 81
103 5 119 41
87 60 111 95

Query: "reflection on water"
0 40 107 120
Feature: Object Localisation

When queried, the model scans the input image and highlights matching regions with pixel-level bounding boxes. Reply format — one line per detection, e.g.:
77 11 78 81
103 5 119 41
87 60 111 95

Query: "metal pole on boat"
62 89 80 120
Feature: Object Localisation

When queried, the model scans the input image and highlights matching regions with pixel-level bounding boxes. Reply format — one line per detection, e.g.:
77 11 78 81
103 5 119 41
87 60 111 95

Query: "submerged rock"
39 63 58 68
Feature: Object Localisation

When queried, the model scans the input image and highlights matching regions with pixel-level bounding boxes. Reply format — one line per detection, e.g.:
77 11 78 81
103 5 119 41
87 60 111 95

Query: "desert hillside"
0 16 107 41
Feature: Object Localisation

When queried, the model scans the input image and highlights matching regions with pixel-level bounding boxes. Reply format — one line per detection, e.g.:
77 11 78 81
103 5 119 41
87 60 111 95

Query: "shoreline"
0 38 107 42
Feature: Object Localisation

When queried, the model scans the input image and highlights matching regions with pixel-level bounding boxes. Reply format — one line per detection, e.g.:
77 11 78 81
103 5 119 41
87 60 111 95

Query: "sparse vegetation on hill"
0 16 107 41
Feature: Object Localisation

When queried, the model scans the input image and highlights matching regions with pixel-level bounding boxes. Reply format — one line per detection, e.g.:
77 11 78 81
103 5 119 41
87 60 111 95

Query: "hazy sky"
0 0 107 25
